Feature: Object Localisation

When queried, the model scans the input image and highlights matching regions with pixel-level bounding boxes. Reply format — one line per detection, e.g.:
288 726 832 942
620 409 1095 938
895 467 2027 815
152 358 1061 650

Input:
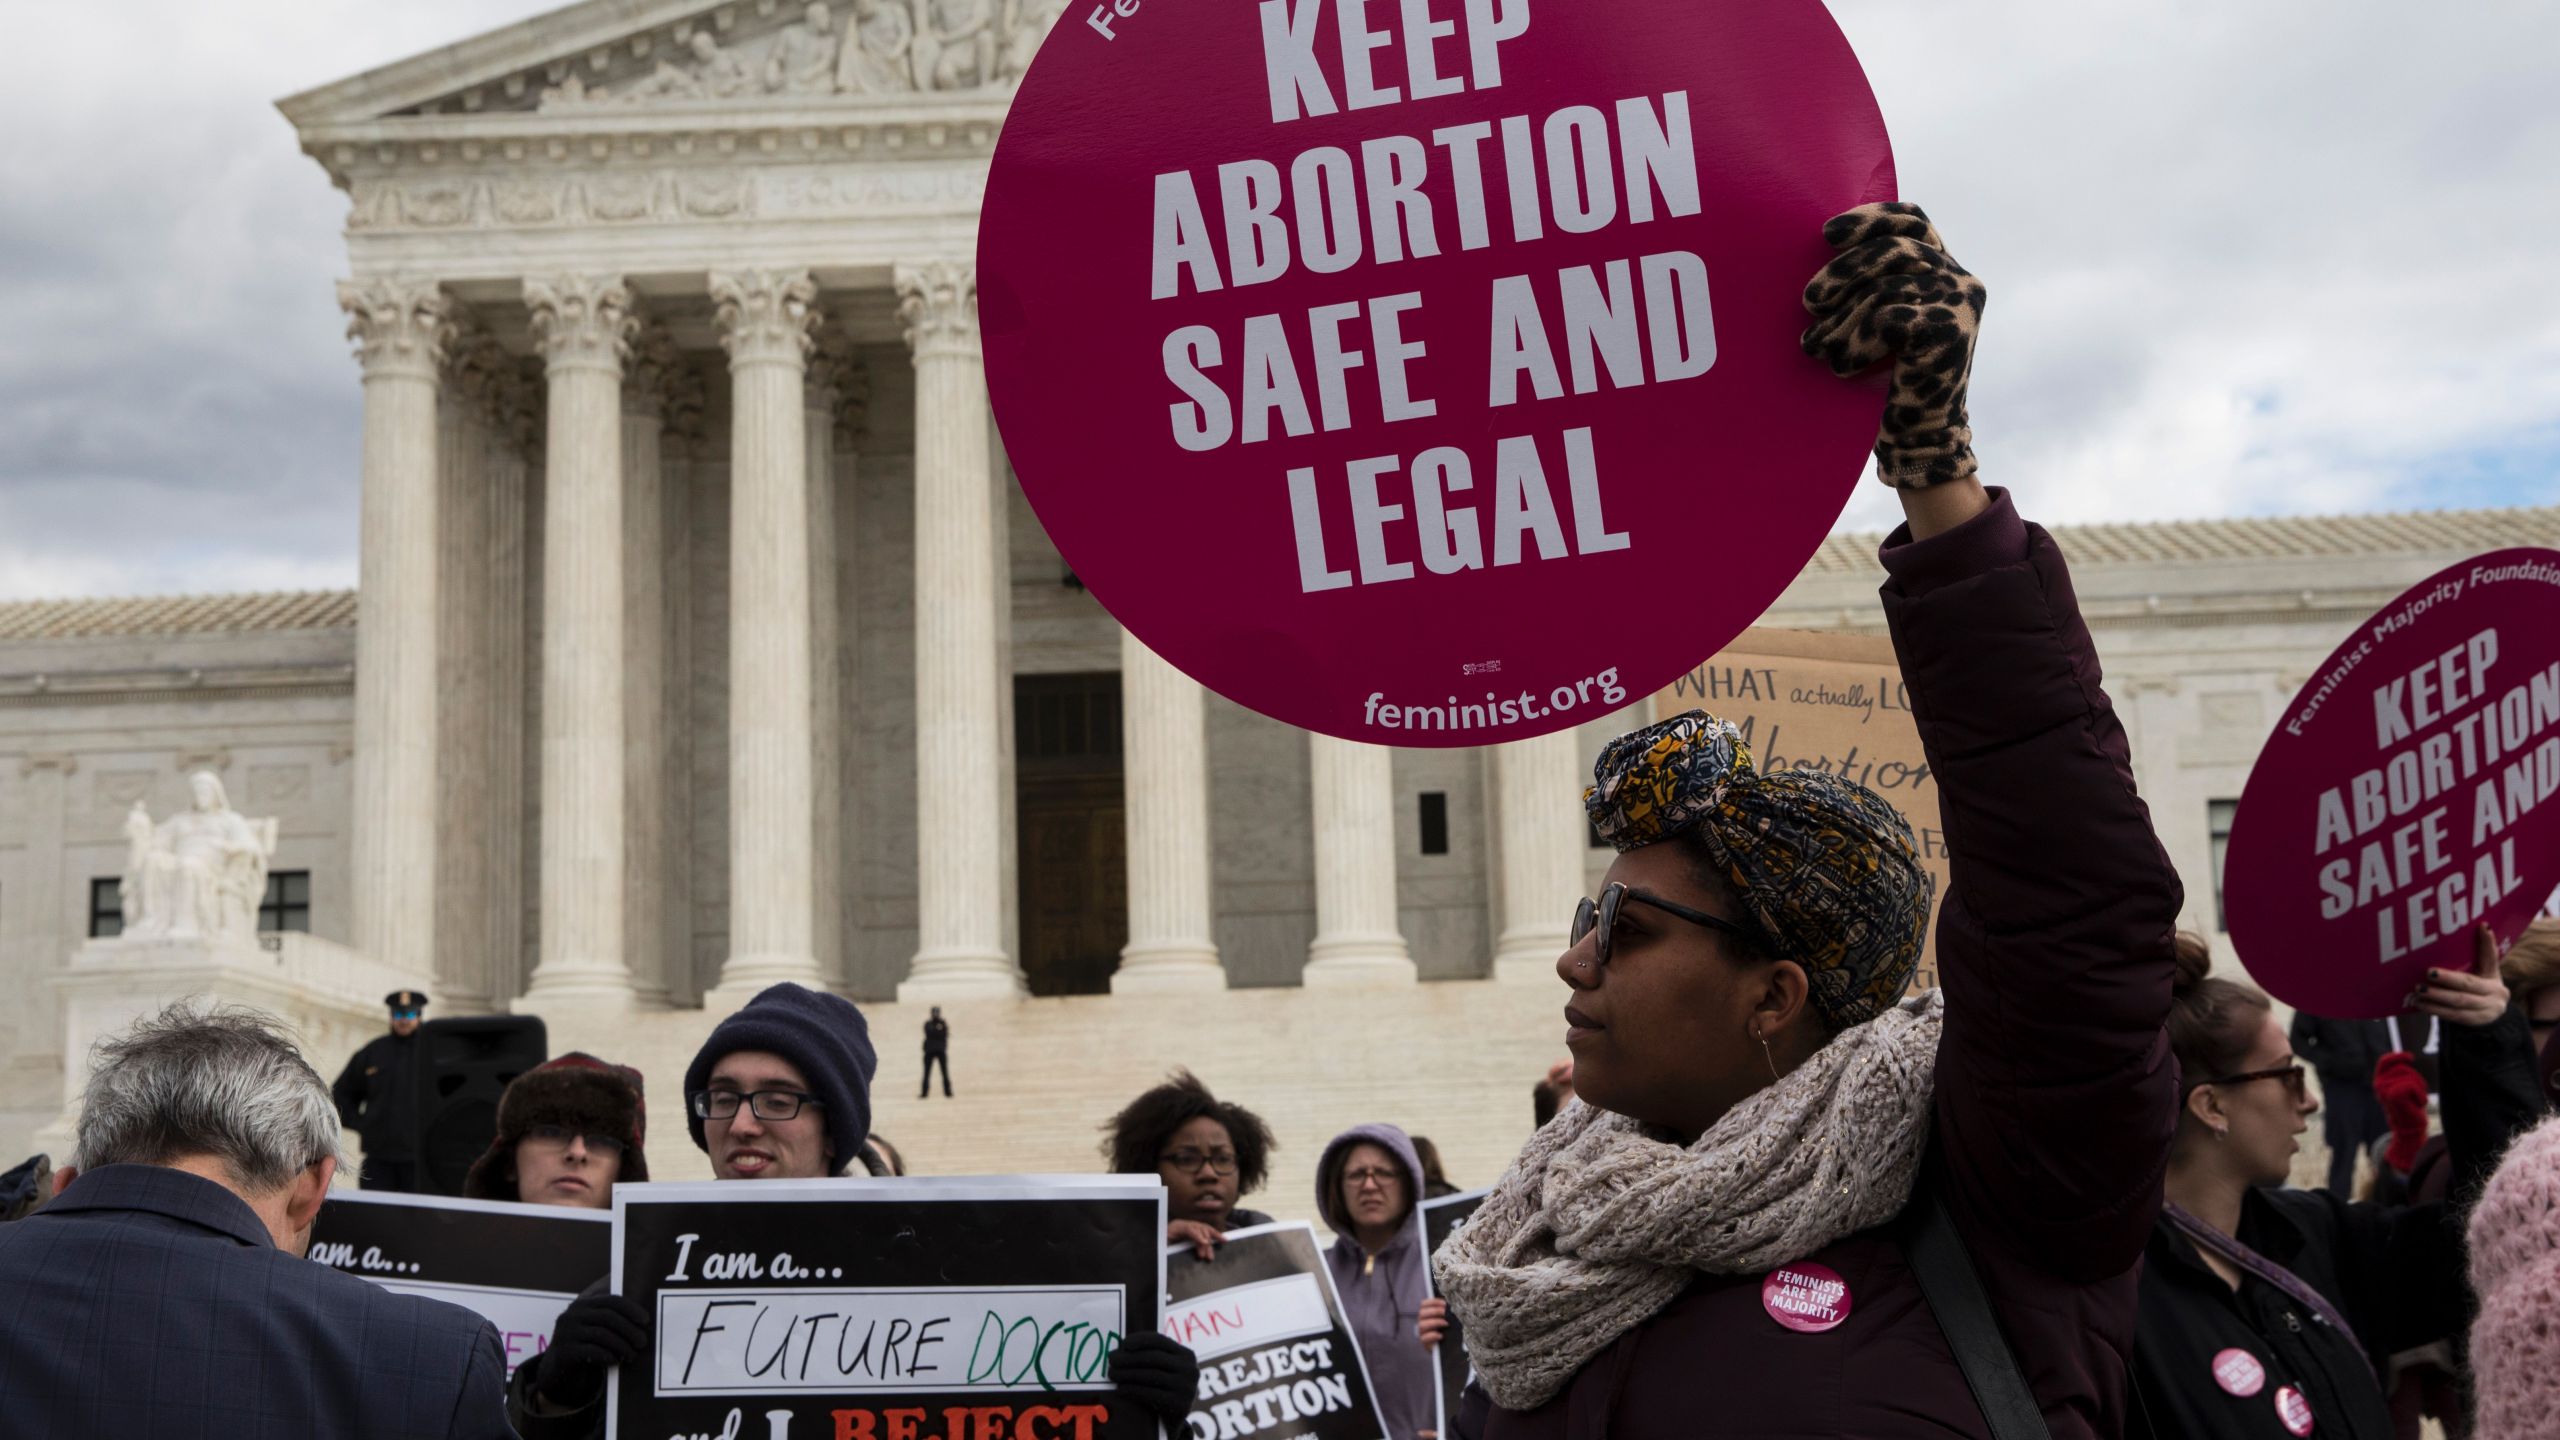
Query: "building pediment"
281 0 1052 259
283 0 1063 124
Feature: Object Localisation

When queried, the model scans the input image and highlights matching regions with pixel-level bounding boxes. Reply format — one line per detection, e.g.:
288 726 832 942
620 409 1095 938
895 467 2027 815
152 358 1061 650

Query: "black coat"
333 1031 422 1160
2287 1013 2386 1090
2132 1008 2544 1440
1459 495 2187 1440
0 1165 510 1438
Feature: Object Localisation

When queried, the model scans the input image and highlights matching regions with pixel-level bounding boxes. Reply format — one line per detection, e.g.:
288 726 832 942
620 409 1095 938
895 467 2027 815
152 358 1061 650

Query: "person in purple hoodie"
1317 1123 1437 1440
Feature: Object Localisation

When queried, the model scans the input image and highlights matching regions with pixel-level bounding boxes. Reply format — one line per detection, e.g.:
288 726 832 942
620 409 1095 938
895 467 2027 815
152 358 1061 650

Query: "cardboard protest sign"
1651 628 1946 989
1418 1189 1488 1439
981 0 1894 745
309 1190 611 1376
2226 550 2560 1017
609 1177 1165 1440
1164 1222 1387 1440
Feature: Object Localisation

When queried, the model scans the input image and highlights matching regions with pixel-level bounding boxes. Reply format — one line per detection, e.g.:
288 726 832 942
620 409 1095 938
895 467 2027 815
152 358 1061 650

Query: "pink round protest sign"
2274 1386 2316 1436
2211 1348 2266 1398
1760 1262 1851 1333
981 0 1893 744
2224 550 2560 1018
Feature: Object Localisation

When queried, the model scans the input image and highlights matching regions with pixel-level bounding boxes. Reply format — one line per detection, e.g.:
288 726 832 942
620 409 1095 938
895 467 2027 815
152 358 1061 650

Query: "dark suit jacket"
0 1164 515 1438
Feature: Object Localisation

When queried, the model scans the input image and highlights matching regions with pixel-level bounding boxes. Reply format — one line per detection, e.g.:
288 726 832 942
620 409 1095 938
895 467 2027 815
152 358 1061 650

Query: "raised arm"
1804 204 2182 1281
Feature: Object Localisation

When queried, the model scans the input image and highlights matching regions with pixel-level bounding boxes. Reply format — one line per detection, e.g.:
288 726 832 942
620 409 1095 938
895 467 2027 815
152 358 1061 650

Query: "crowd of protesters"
3 203 2558 1440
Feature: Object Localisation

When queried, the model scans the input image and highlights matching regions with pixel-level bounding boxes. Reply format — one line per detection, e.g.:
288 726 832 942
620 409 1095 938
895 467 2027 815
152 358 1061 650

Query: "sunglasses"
2199 1062 2308 1102
1569 881 1756 968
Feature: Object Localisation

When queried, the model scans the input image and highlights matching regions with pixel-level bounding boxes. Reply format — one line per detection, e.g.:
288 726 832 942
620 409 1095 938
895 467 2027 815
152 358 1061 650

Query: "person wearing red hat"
462 1054 649 1210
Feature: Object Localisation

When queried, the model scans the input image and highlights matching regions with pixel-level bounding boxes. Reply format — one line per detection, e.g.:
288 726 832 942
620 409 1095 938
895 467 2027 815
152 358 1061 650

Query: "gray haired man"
0 1001 514 1437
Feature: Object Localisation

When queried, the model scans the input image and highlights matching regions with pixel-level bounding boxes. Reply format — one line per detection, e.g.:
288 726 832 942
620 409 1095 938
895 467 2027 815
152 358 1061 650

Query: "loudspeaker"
409 1016 547 1196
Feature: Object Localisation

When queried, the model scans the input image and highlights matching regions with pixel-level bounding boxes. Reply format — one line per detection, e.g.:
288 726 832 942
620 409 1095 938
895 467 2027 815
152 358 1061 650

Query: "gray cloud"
2 1 2553 598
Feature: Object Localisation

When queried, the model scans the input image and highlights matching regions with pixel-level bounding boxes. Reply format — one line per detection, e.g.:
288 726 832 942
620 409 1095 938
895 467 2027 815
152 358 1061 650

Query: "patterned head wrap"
1584 710 1934 1030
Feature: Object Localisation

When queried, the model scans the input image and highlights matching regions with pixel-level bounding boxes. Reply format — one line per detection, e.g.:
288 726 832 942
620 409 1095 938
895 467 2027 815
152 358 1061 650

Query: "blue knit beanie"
684 983 877 1175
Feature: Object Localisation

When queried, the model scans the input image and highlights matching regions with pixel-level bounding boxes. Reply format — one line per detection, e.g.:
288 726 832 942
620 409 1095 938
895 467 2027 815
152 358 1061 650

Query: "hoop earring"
1754 1024 1780 1082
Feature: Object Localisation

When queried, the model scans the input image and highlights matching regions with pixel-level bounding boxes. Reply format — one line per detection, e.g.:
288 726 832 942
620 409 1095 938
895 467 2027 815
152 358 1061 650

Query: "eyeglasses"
1344 1167 1403 1191
2202 1063 2309 1101
523 1125 627 1157
391 1011 421 1022
1162 1147 1239 1173
1569 882 1755 968
1159 1149 1239 1176
691 1088 823 1122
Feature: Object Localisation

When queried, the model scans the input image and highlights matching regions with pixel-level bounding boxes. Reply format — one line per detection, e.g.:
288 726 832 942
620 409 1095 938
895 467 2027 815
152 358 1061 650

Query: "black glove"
1800 201 1988 491
534 1291 650 1408
1108 1331 1200 1432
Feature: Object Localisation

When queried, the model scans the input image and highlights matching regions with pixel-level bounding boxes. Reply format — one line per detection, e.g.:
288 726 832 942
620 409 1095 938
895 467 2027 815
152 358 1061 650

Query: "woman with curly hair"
1103 1069 1276 1259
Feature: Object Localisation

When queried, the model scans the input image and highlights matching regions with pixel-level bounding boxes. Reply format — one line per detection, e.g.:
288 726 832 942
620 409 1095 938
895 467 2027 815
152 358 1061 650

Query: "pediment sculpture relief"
537 0 1070 110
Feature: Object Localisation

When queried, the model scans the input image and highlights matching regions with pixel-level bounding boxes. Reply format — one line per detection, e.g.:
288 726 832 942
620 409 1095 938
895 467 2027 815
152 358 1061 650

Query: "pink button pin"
1761 1262 1851 1334
2275 1385 2315 1436
2211 1348 2266 1398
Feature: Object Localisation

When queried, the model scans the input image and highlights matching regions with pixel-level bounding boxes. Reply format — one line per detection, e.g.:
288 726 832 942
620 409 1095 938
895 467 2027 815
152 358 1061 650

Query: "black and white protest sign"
1419 1191 1488 1438
1165 1222 1386 1440
309 1189 611 1375
610 1177 1166 1440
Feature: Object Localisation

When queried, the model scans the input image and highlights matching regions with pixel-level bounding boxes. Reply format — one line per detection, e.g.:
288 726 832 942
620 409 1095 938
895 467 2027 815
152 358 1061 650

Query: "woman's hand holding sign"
1801 201 1989 494
1416 1296 1450 1348
2410 923 2515 1027
1169 1219 1227 1262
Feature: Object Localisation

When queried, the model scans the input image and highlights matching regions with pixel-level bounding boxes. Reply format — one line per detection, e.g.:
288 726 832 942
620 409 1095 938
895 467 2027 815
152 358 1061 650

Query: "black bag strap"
1900 1182 2053 1440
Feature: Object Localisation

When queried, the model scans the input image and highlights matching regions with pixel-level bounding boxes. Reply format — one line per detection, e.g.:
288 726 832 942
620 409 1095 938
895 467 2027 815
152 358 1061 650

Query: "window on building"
88 878 123 939
260 871 312 934
2208 800 2240 931
1418 792 1450 856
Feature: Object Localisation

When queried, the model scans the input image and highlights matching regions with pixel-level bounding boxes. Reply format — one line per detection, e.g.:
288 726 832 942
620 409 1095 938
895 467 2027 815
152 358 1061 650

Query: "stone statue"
768 3 844 93
998 0 1067 84
120 772 278 945
838 0 918 94
618 30 756 103
915 0 997 92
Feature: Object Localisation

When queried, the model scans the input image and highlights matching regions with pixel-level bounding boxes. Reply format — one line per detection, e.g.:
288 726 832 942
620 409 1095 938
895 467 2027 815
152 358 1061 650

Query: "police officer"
920 1006 952 1098
332 990 427 1192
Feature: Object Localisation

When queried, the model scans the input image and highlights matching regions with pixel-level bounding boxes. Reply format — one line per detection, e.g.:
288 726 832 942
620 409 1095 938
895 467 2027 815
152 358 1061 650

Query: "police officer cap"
384 990 429 1012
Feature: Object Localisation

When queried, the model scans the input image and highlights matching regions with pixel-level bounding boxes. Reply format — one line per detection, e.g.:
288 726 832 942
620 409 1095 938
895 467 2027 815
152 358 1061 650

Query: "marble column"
710 269 827 999
339 278 454 984
1490 731 1587 980
518 275 639 1009
480 371 535 1007
1303 736 1417 986
622 330 675 1008
805 336 851 989
659 365 708 1005
431 326 502 1014
1115 630 1223 991
897 260 1026 1000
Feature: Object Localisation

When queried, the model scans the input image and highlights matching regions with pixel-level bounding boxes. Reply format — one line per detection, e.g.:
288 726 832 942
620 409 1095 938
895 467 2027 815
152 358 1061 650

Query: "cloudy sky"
2 1 2553 599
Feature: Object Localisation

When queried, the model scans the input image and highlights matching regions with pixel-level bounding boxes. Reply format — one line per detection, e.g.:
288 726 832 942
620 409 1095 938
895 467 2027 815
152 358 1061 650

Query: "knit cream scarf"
1434 991 1944 1412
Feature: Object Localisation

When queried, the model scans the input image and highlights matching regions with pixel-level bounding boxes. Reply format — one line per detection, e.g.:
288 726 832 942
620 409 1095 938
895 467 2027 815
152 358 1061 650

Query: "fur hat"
461 1052 649 1201
2467 1115 2560 1435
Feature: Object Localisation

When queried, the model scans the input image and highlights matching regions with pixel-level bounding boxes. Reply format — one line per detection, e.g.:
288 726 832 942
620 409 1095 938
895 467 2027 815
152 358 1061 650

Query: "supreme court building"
2 0 2554 1198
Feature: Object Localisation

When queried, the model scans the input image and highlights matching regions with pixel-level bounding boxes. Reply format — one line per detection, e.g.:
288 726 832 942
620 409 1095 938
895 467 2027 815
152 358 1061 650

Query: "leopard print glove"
1800 202 1987 491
